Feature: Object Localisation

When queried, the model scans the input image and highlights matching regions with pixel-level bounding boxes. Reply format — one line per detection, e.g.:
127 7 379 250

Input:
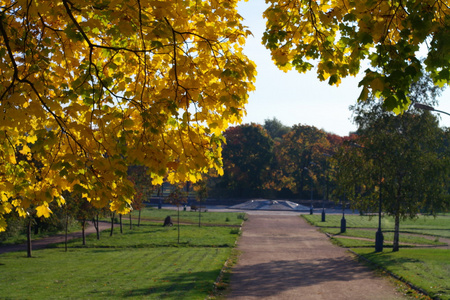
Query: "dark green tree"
263 118 291 142
220 124 274 197
337 76 449 252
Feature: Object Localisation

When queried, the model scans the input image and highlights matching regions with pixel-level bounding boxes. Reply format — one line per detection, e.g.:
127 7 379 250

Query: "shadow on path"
228 215 405 300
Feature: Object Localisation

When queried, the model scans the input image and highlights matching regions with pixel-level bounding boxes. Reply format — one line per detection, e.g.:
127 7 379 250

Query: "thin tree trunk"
27 218 32 258
393 213 400 252
110 213 115 237
93 214 100 240
138 209 141 227
65 211 68 252
82 219 86 246
177 206 180 244
119 214 123 233
198 204 201 227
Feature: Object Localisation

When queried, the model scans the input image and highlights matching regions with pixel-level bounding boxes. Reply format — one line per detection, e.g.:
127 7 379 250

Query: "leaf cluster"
0 0 256 231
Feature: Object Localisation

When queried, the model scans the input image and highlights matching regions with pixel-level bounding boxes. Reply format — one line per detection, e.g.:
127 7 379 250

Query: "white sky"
237 1 450 137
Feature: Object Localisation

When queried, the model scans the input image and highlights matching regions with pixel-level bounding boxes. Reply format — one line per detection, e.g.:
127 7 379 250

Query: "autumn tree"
275 124 330 199
218 124 274 197
128 165 153 227
193 179 208 227
0 0 256 231
263 0 450 112
165 185 187 244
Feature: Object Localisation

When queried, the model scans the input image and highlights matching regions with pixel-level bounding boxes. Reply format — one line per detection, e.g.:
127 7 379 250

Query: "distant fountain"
229 199 310 211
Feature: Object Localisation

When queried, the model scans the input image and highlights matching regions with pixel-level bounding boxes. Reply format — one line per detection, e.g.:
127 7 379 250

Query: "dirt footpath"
228 214 406 300
0 222 113 255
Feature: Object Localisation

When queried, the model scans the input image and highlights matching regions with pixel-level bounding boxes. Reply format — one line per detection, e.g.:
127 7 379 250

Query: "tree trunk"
65 212 68 252
138 209 141 227
93 214 100 240
27 218 32 258
119 214 123 233
177 206 180 244
82 219 86 246
393 213 400 252
110 213 115 237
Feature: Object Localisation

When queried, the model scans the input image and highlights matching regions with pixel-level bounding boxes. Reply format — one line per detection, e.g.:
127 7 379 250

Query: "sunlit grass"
0 214 244 299
124 206 245 226
353 248 450 300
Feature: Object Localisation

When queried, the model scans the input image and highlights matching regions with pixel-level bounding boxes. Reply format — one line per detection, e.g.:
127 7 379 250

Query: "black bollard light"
340 202 346 233
321 204 326 222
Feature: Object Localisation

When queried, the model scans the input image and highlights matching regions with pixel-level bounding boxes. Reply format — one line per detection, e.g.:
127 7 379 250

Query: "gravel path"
0 221 113 255
227 214 406 300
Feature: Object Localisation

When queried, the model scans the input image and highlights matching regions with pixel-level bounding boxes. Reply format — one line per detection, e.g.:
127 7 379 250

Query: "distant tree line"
208 119 351 201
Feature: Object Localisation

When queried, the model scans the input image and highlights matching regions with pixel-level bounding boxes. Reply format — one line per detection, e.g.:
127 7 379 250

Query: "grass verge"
353 248 450 300
0 213 245 299
125 207 246 226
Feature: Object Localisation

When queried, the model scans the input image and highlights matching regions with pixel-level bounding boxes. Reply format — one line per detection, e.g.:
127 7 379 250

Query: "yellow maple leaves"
0 0 256 231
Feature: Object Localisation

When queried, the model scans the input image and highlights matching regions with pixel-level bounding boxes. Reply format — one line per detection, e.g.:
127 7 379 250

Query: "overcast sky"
237 1 450 137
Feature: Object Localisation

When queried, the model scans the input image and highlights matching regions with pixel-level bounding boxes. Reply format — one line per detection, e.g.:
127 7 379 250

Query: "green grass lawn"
0 214 244 299
354 248 450 300
320 228 446 246
304 214 450 232
302 214 450 300
127 206 246 226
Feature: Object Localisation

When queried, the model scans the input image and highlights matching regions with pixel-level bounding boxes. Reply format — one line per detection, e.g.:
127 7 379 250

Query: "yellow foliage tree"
0 0 256 231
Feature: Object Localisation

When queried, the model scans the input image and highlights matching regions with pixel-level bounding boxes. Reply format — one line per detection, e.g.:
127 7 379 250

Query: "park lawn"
53 221 241 248
0 218 242 299
303 214 450 233
126 207 245 226
320 228 446 246
353 248 450 300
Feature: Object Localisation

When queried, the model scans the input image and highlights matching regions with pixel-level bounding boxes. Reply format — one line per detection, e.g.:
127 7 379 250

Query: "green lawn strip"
124 207 245 226
0 218 241 299
352 248 450 300
303 214 450 231
403 229 450 239
320 228 446 246
0 247 230 299
331 237 375 248
49 221 240 249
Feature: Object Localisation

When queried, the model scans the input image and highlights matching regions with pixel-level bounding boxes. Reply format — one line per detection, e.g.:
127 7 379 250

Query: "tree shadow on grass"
117 269 220 298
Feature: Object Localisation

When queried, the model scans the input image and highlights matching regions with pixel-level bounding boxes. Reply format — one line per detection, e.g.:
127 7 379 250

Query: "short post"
310 203 313 215
340 202 346 233
321 203 326 222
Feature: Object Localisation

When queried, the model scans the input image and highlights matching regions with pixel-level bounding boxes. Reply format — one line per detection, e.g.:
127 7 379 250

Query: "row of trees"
211 120 347 200
210 75 450 251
